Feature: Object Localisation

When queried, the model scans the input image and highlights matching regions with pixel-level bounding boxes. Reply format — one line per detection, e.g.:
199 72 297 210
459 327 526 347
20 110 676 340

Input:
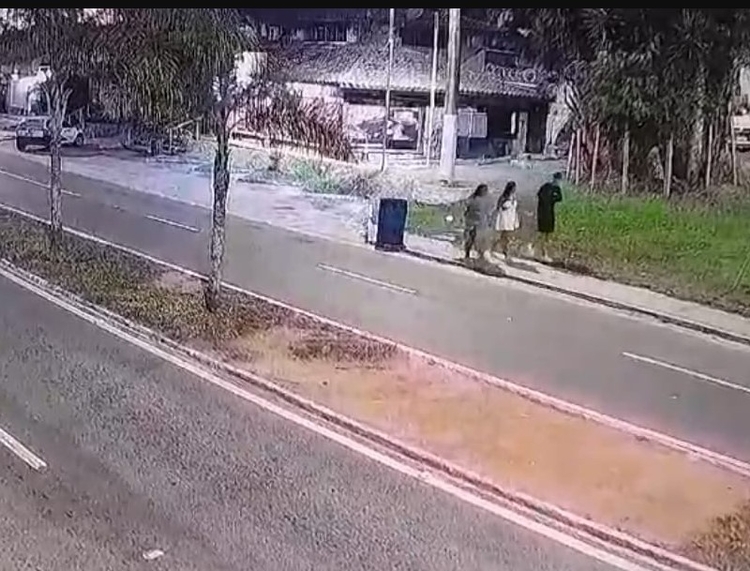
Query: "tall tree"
511 9 750 191
100 9 351 311
0 9 101 247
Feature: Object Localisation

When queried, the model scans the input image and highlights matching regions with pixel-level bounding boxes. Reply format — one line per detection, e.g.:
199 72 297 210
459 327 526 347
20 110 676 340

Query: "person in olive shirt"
536 172 563 262
463 183 492 261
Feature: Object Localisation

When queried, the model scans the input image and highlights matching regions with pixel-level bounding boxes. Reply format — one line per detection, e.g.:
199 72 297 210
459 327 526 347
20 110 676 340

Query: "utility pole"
425 10 439 166
381 8 396 172
439 8 460 182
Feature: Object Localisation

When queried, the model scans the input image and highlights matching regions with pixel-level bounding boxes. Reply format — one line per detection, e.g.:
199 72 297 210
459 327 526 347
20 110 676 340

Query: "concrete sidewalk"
4 140 750 347
406 233 750 346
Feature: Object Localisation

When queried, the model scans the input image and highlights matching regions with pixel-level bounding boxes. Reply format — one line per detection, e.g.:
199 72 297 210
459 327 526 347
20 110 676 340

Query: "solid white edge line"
1 197 749 481
0 265 657 571
0 168 196 232
623 352 750 396
0 425 47 471
0 167 79 198
0 167 44 188
317 263 417 295
145 214 200 233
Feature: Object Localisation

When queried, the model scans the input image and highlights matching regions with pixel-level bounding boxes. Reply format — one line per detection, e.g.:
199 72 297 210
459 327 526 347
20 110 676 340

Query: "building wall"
288 81 545 158
739 68 750 107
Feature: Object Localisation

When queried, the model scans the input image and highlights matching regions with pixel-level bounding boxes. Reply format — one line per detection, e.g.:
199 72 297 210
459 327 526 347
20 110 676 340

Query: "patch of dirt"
216 327 750 549
3 207 746 565
288 327 397 364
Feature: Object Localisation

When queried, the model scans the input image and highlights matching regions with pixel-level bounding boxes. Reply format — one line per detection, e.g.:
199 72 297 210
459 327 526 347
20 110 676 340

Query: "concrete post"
439 8 461 182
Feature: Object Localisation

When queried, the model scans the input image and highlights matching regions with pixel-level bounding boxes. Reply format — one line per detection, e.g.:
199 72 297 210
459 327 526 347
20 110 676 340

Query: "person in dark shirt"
536 172 563 262
463 183 491 261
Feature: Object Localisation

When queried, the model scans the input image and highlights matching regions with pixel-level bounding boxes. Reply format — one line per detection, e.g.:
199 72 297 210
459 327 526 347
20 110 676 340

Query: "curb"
0 258 718 571
1 200 749 482
1 141 746 348
404 248 750 348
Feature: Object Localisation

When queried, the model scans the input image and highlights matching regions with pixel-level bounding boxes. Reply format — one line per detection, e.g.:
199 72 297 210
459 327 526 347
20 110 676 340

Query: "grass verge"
1 208 748 568
552 190 750 316
406 201 465 243
407 190 750 316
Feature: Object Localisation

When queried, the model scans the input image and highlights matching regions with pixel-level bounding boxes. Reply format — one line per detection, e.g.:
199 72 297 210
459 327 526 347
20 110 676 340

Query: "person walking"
463 183 491 261
536 172 563 262
493 181 520 261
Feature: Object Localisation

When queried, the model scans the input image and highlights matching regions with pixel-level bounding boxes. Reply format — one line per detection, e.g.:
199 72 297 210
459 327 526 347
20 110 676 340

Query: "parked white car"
15 116 85 152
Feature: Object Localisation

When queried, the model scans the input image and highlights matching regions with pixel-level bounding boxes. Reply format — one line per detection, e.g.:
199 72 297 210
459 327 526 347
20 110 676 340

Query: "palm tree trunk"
664 132 674 198
204 108 231 312
687 60 706 189
48 85 64 249
621 125 630 194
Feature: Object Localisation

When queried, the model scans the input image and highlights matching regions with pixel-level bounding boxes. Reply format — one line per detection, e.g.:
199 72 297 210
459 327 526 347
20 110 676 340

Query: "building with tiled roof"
248 9 555 159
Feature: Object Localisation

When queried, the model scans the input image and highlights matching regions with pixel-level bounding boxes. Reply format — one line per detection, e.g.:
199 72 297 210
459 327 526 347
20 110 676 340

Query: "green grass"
552 189 750 315
288 159 346 195
406 200 466 243
404 189 750 315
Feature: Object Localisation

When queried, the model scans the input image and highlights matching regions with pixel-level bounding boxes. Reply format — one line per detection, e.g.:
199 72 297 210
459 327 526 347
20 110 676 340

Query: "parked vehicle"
15 116 85 152
121 123 191 157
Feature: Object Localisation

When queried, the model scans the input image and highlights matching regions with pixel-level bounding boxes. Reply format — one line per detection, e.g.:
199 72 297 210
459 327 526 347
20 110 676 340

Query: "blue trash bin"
375 198 408 252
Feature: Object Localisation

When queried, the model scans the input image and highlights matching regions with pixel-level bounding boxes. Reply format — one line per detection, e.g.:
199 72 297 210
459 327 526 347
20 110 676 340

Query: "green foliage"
552 189 750 314
402 187 750 314
512 9 750 188
90 9 351 160
406 201 465 243
289 160 344 194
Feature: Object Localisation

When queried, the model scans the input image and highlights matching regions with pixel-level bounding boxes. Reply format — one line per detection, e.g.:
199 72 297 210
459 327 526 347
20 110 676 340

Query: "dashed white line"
623 351 750 396
0 264 655 571
0 167 79 198
317 263 417 295
2 199 750 479
0 425 47 471
145 214 200 233
0 167 192 231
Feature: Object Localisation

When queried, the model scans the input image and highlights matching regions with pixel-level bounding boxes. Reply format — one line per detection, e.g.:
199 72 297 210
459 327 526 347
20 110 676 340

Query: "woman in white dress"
494 181 520 260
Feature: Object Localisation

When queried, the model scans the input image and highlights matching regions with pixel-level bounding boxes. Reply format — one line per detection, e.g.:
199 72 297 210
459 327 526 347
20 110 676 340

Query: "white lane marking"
0 167 80 198
317 263 417 295
142 549 164 561
0 266 655 571
623 352 750 396
2 200 750 480
0 425 47 471
145 214 200 234
0 167 44 188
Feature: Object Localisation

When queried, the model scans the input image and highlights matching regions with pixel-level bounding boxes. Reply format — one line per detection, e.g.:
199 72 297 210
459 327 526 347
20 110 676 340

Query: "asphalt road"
0 272 629 570
0 150 749 463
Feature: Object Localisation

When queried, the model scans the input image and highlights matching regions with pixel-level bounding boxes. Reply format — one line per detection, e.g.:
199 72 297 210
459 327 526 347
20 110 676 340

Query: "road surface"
0 271 629 570
0 150 749 463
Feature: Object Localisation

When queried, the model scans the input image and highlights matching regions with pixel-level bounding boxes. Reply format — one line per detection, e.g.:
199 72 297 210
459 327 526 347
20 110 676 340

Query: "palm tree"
99 9 351 311
0 9 102 248
510 9 750 191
